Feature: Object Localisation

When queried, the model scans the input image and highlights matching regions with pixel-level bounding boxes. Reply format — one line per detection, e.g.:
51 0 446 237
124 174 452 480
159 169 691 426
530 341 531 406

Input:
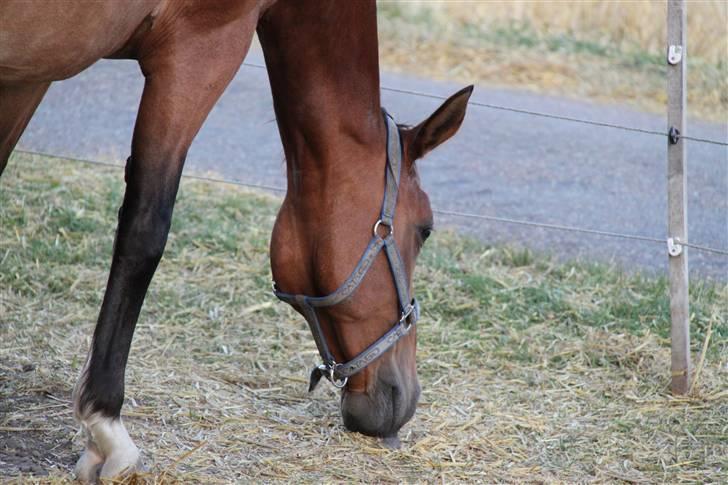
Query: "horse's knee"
124 222 169 265
116 201 173 269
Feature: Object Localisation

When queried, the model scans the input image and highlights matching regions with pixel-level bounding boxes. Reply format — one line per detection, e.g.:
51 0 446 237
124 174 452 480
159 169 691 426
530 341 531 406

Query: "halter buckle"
399 302 415 330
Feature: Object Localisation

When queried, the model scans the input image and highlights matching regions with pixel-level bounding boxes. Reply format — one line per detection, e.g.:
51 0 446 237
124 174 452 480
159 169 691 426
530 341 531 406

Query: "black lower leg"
77 158 183 418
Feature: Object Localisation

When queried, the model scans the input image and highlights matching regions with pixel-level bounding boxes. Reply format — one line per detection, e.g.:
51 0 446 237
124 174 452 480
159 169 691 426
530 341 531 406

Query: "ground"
1 153 726 483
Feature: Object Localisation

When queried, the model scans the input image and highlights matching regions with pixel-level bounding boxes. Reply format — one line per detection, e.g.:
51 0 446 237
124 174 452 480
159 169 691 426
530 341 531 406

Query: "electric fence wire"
14 148 728 257
241 61 728 147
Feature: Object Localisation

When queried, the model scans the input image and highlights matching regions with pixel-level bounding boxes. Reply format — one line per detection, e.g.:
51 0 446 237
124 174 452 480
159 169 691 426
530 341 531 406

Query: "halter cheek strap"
273 109 419 391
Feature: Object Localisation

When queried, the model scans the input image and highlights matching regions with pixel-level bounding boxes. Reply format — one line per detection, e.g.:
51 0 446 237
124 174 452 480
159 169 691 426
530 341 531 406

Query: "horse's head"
271 86 472 441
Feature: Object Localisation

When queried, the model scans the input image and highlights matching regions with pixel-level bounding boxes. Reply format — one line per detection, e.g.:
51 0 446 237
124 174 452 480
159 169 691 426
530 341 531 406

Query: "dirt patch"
0 362 77 478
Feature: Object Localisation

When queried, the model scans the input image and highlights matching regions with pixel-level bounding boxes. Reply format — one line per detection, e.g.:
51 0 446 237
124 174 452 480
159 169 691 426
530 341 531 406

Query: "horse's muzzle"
340 377 420 439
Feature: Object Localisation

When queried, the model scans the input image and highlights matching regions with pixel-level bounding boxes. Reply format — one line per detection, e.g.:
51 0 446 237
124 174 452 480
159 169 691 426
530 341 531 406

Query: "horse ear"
407 85 473 162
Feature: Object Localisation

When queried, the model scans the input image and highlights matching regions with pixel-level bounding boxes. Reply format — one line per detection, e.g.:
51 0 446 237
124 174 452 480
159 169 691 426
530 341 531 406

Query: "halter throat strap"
273 110 419 391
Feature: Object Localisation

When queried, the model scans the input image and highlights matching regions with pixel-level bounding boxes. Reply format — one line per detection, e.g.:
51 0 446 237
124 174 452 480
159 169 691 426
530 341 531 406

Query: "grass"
377 1 728 122
1 152 727 483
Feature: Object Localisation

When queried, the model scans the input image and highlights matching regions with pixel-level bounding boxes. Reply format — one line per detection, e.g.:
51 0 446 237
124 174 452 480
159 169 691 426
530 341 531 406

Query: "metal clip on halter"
400 303 414 329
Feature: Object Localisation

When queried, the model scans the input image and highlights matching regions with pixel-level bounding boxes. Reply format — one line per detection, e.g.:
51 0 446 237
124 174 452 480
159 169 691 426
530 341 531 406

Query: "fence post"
666 0 690 395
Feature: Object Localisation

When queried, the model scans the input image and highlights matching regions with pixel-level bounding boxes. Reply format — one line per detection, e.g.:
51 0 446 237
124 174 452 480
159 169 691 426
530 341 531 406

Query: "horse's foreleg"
72 28 253 481
0 82 50 176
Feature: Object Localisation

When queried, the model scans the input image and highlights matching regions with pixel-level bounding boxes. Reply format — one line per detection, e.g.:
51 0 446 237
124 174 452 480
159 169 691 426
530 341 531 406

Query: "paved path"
16 49 728 280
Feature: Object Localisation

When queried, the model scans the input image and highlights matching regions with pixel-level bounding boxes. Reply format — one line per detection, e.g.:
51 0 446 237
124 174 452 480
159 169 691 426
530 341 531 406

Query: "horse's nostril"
341 389 389 437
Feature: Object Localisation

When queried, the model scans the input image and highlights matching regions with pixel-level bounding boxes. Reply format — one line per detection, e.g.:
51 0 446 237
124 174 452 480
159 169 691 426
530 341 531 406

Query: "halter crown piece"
273 109 419 392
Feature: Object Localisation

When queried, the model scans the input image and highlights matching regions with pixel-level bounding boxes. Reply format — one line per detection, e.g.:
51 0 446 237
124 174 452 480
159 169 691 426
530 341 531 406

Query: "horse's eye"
420 226 433 242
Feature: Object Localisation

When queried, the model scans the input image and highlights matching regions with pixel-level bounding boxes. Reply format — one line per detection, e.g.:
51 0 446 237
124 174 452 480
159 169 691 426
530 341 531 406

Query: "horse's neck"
258 0 384 198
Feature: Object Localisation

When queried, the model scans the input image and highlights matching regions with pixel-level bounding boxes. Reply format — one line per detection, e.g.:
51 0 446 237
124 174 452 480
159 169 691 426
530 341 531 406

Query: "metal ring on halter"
331 375 349 388
319 363 349 388
373 219 393 238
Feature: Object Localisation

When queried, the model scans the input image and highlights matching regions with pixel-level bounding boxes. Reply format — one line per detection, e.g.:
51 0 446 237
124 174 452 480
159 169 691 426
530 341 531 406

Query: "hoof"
75 446 104 484
99 447 143 480
75 444 142 484
74 415 143 483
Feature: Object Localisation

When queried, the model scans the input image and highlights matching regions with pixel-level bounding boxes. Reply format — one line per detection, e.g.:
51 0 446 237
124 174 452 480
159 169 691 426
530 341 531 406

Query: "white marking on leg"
73 347 104 483
80 413 141 480
72 348 141 482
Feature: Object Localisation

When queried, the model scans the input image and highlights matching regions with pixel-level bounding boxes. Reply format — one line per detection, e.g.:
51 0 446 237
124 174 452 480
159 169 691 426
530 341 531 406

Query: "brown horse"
0 0 471 481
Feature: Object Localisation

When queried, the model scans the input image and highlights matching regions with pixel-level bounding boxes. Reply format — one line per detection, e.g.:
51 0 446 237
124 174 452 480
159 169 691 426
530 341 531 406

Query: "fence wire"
241 61 728 148
14 149 287 193
14 148 728 258
434 208 728 257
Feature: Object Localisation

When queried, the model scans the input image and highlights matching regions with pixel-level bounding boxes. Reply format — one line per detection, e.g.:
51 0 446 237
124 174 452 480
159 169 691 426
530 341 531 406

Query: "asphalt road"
15 48 728 280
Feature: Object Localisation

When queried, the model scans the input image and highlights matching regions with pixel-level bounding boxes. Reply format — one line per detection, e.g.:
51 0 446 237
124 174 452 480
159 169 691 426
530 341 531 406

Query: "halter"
273 109 419 392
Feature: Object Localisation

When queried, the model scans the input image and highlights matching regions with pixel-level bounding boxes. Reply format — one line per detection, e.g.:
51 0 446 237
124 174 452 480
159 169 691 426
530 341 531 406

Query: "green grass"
417 230 725 351
1 152 726 483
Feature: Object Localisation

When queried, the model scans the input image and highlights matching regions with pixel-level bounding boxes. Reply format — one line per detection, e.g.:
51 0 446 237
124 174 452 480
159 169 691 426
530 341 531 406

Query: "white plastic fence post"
666 0 690 395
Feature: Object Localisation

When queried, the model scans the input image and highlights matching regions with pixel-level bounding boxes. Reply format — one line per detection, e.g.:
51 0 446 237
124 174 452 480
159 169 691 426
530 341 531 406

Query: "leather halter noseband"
273 110 419 392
